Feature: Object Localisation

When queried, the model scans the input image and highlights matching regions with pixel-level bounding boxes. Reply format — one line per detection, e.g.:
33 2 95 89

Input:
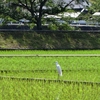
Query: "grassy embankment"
0 31 100 49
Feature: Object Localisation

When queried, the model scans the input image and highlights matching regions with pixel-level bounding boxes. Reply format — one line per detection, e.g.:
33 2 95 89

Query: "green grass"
0 50 100 54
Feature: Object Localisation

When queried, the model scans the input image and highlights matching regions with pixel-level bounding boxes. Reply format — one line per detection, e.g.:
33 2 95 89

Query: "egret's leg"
57 74 59 80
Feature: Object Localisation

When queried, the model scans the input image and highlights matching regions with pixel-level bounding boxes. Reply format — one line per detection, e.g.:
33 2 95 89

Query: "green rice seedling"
0 56 100 82
0 56 100 70
0 78 100 100
0 50 100 100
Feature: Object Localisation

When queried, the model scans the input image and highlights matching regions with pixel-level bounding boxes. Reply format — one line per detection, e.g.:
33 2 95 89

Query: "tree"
0 0 89 30
87 0 100 22
89 0 100 11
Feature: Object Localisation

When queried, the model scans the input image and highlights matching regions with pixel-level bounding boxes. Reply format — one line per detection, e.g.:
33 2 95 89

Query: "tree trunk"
36 18 42 30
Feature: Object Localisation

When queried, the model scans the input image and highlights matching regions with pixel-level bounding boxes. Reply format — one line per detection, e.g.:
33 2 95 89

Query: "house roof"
54 0 89 9
93 12 100 16
44 8 85 18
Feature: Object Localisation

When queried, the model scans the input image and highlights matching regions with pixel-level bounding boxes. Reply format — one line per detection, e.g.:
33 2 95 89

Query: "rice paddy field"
0 50 100 100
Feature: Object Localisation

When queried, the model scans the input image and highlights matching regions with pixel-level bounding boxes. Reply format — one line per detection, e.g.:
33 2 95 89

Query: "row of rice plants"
0 56 100 70
0 78 100 100
0 56 100 82
0 50 100 54
0 70 99 82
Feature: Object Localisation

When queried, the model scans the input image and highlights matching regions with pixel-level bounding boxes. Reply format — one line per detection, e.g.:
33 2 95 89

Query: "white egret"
55 61 62 79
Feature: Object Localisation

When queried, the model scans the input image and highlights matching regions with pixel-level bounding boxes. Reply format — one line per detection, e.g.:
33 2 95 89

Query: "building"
54 0 90 10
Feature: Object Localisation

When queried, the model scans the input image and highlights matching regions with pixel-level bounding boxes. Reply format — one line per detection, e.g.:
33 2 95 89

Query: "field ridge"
0 54 100 57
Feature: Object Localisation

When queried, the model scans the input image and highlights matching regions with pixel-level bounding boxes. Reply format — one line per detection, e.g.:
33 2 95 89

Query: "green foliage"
48 23 59 30
28 23 35 29
0 0 89 30
47 17 75 30
58 23 75 30
90 0 100 11
88 0 100 22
